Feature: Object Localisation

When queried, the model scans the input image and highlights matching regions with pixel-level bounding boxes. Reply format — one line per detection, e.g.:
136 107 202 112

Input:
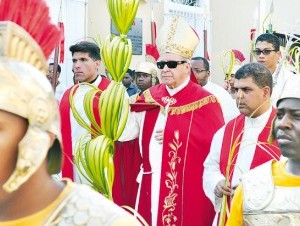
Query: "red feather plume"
0 0 61 59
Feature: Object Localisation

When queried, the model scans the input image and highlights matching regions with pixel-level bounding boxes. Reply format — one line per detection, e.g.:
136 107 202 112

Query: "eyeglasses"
253 49 277 56
157 61 187 69
193 68 208 73
47 70 54 74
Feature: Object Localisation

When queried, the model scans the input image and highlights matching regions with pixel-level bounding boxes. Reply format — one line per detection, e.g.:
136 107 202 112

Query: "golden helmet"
0 0 62 192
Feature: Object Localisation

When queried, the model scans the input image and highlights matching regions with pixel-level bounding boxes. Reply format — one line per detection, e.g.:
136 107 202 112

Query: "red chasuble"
220 107 281 181
131 81 224 226
59 77 111 180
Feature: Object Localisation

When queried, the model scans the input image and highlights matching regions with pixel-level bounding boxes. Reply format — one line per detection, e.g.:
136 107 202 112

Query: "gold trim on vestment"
144 90 218 115
162 130 182 226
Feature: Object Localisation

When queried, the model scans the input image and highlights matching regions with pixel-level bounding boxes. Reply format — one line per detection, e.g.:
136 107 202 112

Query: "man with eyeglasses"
254 33 294 106
191 56 239 122
119 16 224 226
46 63 67 102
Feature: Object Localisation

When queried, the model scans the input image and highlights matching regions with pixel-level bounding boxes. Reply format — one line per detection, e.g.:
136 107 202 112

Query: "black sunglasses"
157 61 187 69
253 49 277 56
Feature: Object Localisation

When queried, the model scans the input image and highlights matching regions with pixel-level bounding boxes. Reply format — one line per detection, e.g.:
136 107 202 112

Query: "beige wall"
210 0 259 85
87 0 163 75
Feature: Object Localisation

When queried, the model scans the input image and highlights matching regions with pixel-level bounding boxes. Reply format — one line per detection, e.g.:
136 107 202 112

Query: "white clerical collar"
203 80 212 89
245 105 272 127
91 74 102 85
166 77 190 96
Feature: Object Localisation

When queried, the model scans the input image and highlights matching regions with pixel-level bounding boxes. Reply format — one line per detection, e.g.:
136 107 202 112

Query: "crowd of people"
1 0 300 225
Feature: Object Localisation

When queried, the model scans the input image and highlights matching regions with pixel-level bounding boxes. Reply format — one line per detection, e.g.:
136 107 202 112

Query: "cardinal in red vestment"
119 15 224 226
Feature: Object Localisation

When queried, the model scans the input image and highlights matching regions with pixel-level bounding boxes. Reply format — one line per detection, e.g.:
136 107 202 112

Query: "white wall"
47 0 87 88
210 0 259 85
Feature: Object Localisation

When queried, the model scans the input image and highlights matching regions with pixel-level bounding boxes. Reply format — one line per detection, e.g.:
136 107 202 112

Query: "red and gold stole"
59 77 111 180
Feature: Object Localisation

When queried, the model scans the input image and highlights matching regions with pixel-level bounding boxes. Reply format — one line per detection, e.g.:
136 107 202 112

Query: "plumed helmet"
0 0 62 192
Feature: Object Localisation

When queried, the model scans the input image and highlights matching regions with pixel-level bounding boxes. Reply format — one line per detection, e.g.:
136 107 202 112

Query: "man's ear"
185 62 191 73
95 60 101 69
263 86 271 99
276 50 282 62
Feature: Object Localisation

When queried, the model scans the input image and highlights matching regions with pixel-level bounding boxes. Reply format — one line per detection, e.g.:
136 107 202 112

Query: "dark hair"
127 69 135 78
255 33 280 51
191 56 210 70
69 41 101 60
235 63 273 94
49 63 61 73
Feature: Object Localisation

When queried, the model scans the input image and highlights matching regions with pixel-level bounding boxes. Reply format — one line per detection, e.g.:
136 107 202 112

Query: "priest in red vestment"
203 63 281 225
59 41 111 181
119 15 224 226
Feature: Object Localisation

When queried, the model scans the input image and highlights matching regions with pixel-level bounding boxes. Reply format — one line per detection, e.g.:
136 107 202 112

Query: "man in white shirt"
46 63 67 102
203 62 281 225
254 33 295 106
191 56 239 122
59 41 111 181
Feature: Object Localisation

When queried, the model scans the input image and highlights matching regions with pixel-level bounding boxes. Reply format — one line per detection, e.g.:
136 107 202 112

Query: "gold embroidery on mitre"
156 15 199 59
162 130 182 226
166 16 177 46
169 95 218 115
157 16 193 59
158 44 194 60
0 22 47 72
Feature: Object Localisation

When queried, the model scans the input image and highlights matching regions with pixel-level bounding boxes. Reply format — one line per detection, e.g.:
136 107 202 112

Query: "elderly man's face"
275 98 300 160
157 53 190 89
